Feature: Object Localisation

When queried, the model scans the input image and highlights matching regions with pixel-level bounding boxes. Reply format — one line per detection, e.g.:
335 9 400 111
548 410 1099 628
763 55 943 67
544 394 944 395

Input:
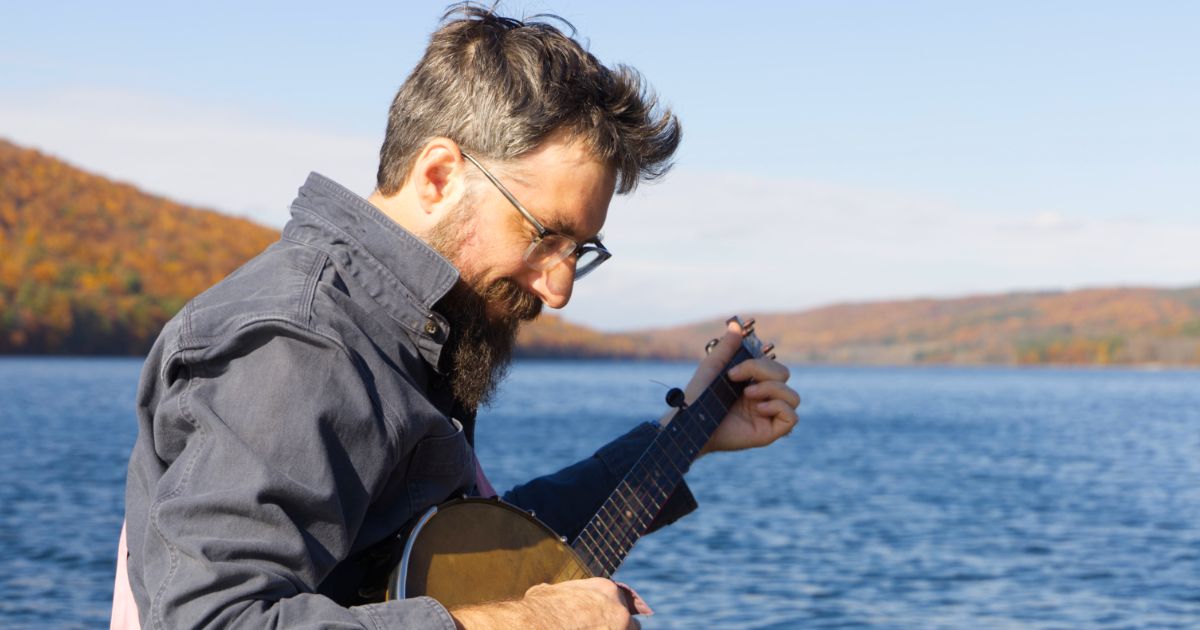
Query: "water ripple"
2 360 1199 628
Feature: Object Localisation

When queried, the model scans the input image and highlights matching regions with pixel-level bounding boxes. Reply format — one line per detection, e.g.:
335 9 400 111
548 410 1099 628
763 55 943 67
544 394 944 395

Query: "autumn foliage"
0 139 277 353
649 288 1200 366
515 315 689 360
0 139 662 358
4 138 1199 364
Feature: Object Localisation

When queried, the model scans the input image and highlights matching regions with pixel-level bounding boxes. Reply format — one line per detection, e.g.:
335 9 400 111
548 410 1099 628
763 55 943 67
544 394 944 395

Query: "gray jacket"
123 173 695 628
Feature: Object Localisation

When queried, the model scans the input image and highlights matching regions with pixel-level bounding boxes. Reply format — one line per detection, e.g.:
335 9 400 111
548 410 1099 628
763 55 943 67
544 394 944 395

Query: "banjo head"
388 498 595 609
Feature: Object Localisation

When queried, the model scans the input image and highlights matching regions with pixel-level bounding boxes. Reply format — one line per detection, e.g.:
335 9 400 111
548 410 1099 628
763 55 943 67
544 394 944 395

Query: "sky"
2 1 1197 330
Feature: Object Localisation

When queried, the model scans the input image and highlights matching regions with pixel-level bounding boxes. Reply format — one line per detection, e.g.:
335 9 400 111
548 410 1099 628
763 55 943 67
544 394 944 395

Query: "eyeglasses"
462 152 611 280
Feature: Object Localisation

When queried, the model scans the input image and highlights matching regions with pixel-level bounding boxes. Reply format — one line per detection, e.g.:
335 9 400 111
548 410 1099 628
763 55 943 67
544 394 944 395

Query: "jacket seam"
360 604 385 630
285 207 446 327
228 316 403 483
294 176 458 289
149 361 204 629
421 595 458 630
168 314 407 464
300 249 327 327
341 336 404 476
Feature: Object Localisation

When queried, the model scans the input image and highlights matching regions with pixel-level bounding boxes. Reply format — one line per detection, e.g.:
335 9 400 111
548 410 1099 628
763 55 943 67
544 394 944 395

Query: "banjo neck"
571 318 768 577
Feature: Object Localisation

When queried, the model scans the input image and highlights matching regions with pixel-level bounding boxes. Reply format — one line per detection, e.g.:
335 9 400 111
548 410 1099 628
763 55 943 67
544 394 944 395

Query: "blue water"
1 359 1198 628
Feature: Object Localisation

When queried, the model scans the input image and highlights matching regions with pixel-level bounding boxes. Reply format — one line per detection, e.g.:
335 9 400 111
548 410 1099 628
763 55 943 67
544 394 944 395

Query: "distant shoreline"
3 353 1198 372
5 139 1200 367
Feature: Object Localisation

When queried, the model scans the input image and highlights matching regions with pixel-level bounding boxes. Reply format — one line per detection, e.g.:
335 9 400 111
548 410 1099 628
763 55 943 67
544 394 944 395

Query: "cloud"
0 87 378 226
569 171 1200 330
3 87 1197 331
998 211 1085 233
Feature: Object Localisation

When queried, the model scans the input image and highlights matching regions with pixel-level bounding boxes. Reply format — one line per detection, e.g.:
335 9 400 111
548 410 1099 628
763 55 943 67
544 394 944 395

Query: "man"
117 6 799 629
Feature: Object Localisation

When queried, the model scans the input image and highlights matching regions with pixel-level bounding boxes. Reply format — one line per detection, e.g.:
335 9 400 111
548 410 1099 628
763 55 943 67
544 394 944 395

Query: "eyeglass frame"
461 152 611 279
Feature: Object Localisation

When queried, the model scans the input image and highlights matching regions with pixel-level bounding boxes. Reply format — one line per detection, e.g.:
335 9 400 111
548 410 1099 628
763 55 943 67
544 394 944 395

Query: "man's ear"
410 137 467 218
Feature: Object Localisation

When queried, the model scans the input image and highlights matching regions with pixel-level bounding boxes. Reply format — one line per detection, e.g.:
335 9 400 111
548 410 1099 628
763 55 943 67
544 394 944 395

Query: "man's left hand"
661 319 800 456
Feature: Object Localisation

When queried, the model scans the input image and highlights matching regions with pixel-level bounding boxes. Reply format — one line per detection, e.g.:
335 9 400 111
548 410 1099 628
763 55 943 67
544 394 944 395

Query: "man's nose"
527 258 576 309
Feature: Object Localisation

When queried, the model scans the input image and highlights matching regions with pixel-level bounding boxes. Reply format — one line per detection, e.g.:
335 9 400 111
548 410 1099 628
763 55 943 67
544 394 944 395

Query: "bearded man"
116 6 799 629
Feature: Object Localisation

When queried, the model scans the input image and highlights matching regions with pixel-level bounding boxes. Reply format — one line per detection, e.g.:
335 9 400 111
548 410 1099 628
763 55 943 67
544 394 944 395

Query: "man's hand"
661 319 800 456
451 578 639 629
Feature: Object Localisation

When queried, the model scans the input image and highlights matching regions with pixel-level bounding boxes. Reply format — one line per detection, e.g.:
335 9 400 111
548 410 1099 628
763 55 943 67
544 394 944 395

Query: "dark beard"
426 199 544 412
434 273 542 414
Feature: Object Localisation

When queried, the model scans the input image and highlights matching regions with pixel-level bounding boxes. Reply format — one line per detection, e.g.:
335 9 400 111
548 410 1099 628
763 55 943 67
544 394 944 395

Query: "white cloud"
3 87 1197 331
0 88 378 226
998 211 1084 233
568 171 1200 330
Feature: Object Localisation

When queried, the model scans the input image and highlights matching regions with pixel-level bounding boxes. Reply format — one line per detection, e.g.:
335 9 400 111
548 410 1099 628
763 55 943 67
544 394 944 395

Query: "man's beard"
427 206 542 413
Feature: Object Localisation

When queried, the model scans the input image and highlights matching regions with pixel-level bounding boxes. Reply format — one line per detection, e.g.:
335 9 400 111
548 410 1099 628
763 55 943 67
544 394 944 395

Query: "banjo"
381 317 774 609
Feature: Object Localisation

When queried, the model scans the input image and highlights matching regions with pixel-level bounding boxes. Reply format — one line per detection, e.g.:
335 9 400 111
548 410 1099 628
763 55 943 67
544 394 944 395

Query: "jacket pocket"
405 418 474 510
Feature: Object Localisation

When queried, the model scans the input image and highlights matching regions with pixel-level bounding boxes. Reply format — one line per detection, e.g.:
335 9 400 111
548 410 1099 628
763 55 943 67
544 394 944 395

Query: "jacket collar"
282 172 459 369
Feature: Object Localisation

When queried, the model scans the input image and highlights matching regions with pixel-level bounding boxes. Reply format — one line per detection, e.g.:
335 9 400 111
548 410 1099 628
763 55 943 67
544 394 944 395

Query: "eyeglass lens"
525 234 606 278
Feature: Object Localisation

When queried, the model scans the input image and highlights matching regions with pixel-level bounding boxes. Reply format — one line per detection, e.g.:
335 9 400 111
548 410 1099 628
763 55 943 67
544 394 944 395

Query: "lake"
1 358 1197 628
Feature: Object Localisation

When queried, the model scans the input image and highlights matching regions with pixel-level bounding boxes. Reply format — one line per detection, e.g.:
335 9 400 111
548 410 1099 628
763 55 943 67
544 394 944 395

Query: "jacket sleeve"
501 422 698 542
131 329 455 629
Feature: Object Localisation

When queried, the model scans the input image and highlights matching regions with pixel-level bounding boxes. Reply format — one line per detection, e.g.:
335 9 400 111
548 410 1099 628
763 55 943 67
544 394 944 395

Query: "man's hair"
376 3 681 196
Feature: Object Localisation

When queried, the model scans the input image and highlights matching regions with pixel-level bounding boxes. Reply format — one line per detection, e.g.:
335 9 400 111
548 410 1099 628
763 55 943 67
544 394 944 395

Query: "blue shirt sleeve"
501 422 699 542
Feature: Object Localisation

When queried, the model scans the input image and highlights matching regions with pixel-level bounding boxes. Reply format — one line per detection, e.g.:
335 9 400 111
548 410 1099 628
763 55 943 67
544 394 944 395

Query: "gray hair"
376 3 681 196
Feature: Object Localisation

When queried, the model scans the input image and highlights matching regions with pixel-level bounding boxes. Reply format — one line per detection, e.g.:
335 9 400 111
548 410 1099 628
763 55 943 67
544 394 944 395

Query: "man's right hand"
450 577 639 630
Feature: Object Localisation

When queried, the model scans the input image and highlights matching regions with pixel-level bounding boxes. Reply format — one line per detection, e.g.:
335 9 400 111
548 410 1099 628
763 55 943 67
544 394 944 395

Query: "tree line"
0 140 276 354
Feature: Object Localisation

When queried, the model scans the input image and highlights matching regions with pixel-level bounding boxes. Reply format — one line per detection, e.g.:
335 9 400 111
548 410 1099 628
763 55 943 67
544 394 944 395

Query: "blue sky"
3 2 1197 329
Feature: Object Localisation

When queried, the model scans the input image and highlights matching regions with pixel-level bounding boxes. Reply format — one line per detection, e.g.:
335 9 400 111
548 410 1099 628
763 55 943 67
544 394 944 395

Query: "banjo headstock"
729 316 776 360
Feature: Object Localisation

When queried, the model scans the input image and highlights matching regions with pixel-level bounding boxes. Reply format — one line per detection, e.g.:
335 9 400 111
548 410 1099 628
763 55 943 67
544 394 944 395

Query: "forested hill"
0 139 278 353
4 139 1198 364
0 139 654 356
639 287 1200 366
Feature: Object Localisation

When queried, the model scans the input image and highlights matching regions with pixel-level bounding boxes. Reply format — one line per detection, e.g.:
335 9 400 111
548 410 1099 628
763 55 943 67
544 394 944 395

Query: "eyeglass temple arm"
461 152 548 236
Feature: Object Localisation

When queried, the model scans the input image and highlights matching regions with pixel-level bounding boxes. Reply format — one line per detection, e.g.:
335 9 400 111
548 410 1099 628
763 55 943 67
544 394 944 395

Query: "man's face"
427 135 616 411
455 135 615 310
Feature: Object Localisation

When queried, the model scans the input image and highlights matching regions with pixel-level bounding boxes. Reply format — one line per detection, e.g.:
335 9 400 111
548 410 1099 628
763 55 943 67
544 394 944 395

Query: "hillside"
0 140 278 353
3 138 1198 365
0 139 636 356
515 316 688 360
642 288 1200 366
